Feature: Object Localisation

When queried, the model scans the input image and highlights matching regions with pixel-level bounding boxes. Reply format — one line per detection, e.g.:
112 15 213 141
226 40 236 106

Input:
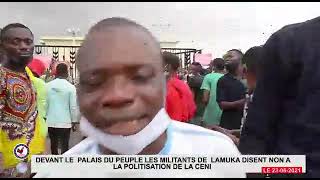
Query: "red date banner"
262 167 303 174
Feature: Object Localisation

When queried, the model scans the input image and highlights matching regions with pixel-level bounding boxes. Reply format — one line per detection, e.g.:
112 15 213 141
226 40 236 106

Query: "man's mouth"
19 52 32 57
103 114 148 127
98 114 149 136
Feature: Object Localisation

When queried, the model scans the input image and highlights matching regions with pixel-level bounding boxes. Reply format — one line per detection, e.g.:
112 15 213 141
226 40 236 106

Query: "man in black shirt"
216 49 246 130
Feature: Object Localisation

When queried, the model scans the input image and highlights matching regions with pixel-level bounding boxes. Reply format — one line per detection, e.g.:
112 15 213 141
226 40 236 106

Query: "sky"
0 2 319 57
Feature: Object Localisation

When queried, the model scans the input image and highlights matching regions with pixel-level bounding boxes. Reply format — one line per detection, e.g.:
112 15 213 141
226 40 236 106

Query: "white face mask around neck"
79 108 171 155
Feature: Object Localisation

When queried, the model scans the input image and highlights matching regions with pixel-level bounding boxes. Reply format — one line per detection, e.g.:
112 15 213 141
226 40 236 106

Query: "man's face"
237 61 244 78
225 51 243 77
226 60 244 77
189 64 202 76
2 27 34 67
77 27 164 136
189 64 199 75
225 50 241 62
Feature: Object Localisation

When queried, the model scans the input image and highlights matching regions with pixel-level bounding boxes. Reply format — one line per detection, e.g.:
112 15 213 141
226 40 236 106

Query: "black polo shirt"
216 73 246 130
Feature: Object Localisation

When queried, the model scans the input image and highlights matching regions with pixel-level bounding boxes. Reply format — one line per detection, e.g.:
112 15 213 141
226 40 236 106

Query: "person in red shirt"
162 52 196 122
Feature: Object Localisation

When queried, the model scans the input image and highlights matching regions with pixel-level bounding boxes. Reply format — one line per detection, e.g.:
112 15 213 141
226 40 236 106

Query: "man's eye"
85 81 101 86
132 75 150 83
79 82 100 93
12 39 20 45
79 77 104 91
132 67 154 83
25 39 33 45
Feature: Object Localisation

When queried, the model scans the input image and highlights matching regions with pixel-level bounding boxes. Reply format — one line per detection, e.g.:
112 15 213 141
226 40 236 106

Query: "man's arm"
216 77 245 110
200 75 211 105
219 99 245 111
239 31 286 154
202 90 210 105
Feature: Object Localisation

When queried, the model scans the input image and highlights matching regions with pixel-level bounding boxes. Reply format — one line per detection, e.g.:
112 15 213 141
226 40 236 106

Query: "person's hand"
15 162 31 178
72 123 77 132
206 125 231 134
200 119 205 127
230 129 241 138
236 99 246 110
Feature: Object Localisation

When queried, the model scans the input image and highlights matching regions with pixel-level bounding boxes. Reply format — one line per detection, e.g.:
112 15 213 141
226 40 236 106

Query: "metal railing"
34 45 202 84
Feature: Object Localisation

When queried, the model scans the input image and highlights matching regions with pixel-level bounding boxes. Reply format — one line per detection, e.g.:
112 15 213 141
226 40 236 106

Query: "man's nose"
101 78 134 108
19 42 30 51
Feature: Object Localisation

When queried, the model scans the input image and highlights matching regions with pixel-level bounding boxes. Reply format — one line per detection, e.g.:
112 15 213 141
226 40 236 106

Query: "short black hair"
228 49 244 56
56 63 69 77
213 58 225 71
162 51 180 71
191 62 201 66
0 23 33 41
242 46 264 74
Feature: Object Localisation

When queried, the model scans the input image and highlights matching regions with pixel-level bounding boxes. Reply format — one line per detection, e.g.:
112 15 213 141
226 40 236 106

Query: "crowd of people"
0 15 319 177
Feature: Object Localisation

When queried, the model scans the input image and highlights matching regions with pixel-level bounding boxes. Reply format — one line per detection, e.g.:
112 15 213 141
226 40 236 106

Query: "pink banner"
195 53 212 66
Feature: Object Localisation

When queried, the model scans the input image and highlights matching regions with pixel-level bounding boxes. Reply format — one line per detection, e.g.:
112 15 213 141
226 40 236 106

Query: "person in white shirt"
45 63 80 155
35 17 243 178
